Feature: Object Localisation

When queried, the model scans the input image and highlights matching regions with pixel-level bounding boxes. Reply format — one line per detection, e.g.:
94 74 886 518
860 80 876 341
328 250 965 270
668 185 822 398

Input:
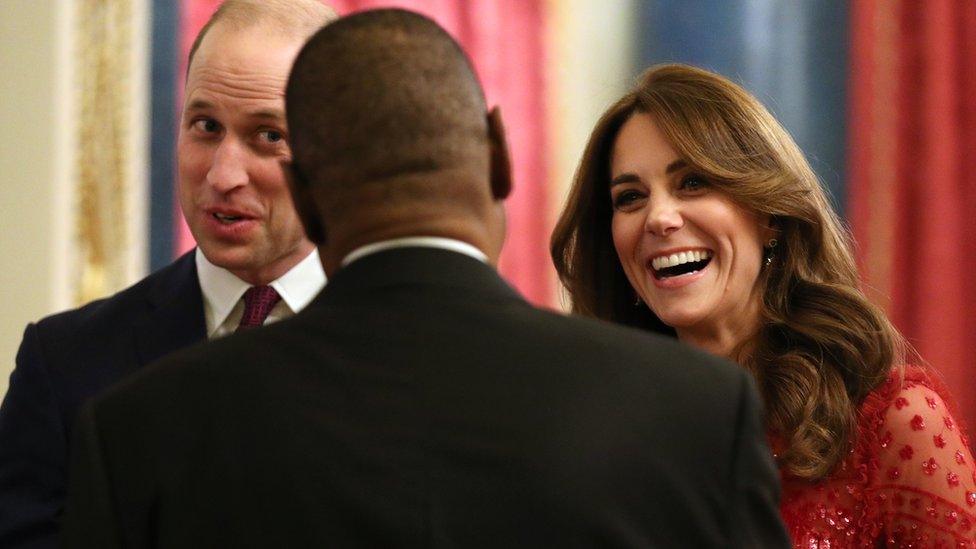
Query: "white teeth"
214 213 242 223
651 250 712 271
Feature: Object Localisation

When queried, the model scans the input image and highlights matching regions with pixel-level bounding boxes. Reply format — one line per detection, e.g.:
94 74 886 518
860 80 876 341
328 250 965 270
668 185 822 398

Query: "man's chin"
198 242 313 285
198 244 258 272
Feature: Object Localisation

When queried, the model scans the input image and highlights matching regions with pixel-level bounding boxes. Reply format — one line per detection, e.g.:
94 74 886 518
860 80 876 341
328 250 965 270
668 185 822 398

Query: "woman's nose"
644 197 683 237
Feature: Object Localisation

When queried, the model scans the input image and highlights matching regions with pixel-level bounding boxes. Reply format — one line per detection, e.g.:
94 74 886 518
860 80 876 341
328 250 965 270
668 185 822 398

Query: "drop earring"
763 238 778 267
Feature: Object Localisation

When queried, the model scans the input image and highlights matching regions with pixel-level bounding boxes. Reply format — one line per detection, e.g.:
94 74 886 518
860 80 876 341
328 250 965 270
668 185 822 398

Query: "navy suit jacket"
0 252 206 548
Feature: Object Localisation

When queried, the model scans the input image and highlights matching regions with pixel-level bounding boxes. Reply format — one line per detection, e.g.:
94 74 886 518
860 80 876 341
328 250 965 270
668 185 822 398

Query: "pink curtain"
174 0 222 258
177 0 553 306
849 1 976 435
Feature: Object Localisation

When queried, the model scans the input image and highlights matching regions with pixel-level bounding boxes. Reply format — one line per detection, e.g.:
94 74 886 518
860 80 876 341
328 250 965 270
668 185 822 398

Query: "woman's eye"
192 119 220 133
680 174 709 192
611 189 644 209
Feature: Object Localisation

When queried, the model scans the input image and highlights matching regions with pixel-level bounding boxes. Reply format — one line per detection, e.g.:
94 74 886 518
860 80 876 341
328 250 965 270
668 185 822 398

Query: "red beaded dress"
779 366 976 547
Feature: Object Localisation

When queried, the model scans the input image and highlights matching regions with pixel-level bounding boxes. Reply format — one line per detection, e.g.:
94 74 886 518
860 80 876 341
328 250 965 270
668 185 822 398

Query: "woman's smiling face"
609 112 771 349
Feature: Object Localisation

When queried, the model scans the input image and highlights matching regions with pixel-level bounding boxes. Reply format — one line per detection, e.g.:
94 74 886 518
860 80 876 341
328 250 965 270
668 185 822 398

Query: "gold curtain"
76 0 133 304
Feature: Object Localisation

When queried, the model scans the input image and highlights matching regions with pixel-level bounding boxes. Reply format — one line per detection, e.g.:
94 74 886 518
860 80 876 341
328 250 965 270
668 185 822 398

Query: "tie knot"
237 285 282 331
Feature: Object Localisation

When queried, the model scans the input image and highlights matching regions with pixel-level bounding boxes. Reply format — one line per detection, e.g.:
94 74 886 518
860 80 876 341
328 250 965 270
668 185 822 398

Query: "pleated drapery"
848 0 976 437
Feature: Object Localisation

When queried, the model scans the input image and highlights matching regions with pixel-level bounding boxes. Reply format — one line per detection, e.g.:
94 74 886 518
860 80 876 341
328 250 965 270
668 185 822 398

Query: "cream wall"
545 0 636 308
0 0 75 398
0 0 150 399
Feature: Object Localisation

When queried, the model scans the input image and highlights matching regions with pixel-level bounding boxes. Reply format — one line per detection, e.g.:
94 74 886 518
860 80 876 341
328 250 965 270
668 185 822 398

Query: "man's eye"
193 119 220 133
259 130 285 144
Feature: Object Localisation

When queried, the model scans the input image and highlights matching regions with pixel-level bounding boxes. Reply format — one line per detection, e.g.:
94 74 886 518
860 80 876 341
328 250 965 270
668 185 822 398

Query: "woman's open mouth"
650 250 713 280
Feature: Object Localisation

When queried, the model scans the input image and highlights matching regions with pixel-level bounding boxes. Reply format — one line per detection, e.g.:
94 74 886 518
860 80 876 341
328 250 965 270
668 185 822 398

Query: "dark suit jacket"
63 248 788 548
0 252 206 549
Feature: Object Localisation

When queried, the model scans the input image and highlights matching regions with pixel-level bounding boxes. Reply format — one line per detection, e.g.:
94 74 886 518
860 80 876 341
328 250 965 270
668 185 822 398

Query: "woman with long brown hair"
552 63 975 547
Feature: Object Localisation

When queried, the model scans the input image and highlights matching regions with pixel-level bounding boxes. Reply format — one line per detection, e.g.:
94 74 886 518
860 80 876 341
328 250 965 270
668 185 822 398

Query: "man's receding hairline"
187 0 336 75
188 21 305 73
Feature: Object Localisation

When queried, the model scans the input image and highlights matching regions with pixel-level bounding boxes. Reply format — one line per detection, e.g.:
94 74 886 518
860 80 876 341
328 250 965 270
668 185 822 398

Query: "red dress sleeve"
870 368 976 546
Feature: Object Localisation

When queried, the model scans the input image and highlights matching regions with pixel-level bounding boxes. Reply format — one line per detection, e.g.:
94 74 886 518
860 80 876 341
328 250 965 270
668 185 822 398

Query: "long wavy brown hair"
551 64 905 480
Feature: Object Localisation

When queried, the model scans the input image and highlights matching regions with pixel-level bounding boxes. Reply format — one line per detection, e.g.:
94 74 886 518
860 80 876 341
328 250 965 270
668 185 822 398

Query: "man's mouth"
213 213 244 224
209 210 253 224
650 250 713 279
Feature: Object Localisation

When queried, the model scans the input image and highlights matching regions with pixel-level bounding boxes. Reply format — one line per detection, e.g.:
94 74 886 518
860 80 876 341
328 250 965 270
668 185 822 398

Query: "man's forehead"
182 90 288 125
185 97 284 115
188 22 303 79
184 26 297 113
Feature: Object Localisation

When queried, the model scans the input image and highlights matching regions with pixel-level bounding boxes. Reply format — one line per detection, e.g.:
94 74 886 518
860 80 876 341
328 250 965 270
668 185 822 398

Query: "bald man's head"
284 9 511 272
286 9 490 191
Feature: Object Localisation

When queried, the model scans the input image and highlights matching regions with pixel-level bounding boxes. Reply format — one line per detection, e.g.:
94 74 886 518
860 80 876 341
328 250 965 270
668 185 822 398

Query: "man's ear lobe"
282 160 327 245
487 107 512 200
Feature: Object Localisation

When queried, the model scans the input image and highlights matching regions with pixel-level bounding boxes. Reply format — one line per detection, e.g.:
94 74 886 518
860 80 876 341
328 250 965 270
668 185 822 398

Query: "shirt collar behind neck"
341 237 488 268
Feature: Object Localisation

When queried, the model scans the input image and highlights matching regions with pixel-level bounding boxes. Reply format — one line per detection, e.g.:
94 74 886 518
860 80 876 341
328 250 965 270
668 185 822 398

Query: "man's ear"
281 160 327 245
486 107 512 201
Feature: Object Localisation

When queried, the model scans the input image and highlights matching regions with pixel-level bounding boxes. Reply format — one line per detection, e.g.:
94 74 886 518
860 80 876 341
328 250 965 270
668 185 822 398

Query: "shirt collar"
196 248 326 337
269 247 326 313
341 237 488 268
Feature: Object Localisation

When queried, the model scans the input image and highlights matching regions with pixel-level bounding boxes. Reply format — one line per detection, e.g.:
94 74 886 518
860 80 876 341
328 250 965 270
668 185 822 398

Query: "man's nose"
206 139 248 192
644 197 683 236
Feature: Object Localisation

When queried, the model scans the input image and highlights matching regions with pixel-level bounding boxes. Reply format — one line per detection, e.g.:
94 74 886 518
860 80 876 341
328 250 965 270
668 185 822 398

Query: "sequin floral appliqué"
779 367 976 548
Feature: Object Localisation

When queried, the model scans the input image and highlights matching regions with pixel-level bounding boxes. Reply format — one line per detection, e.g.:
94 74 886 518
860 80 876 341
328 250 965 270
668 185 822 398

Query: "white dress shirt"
341 236 488 268
195 248 327 339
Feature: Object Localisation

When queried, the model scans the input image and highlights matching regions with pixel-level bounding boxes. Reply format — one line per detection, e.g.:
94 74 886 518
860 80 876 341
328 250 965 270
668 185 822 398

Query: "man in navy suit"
0 1 335 547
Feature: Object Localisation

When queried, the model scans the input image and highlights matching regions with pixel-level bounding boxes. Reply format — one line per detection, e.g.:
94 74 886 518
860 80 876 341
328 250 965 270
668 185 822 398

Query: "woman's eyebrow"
609 173 640 188
665 159 687 174
610 160 687 188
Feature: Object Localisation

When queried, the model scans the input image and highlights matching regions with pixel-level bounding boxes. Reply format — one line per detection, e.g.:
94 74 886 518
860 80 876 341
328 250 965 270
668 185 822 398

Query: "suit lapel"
133 252 207 368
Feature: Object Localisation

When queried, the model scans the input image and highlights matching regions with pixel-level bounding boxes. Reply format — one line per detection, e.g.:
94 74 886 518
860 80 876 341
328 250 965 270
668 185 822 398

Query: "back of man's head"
285 9 509 266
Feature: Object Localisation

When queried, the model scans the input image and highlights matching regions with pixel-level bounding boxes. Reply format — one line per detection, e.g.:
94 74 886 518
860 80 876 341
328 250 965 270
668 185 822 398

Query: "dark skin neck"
313 173 502 278
319 211 497 277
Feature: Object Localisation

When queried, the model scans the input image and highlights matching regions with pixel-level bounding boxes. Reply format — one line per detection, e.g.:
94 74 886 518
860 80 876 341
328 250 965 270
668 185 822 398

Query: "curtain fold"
849 0 976 435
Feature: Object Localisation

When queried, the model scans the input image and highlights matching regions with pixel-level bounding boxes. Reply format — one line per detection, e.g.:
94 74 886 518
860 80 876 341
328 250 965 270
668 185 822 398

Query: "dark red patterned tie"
236 286 282 331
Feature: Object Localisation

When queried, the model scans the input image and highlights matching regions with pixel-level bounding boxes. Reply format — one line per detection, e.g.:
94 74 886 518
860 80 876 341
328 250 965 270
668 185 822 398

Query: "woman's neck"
674 297 762 361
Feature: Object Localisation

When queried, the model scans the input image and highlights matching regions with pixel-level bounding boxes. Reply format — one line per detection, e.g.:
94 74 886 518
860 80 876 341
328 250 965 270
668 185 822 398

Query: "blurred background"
2 1 974 431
